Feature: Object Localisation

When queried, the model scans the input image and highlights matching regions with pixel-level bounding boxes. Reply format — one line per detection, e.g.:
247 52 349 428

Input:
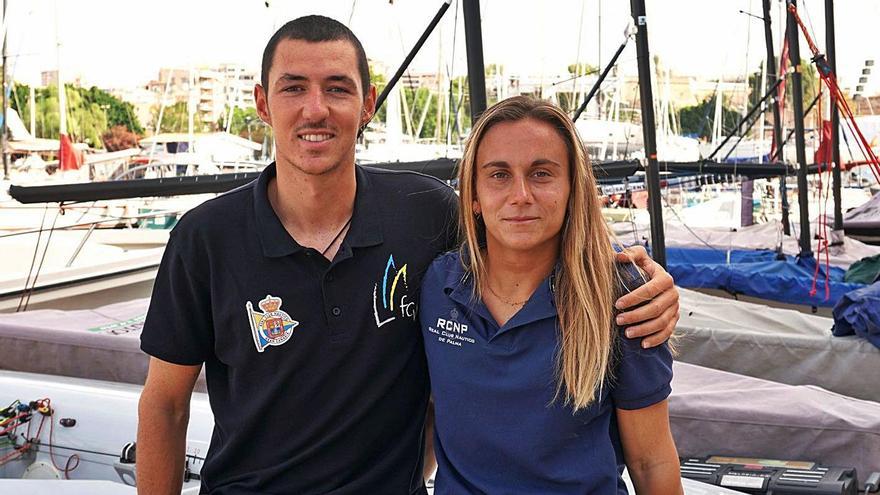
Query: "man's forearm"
137 400 190 494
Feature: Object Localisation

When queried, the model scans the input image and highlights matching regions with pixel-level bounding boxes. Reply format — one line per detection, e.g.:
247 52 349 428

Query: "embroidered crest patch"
246 295 299 352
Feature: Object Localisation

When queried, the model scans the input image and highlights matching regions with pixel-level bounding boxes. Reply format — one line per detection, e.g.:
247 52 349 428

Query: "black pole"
763 0 789 235
825 0 843 233
786 0 812 258
372 0 452 115
463 0 487 122
572 37 629 122
630 0 665 267
771 91 821 160
2 0 8 180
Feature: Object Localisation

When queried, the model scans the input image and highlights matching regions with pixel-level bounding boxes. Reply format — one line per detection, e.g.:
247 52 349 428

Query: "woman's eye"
490 171 509 179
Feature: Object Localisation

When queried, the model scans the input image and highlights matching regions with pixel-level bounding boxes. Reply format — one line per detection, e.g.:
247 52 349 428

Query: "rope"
788 2 880 303
788 3 880 180
809 92 830 300
16 205 48 312
21 208 62 312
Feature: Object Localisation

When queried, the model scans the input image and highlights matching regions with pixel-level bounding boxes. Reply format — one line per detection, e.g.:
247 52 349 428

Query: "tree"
102 125 140 151
447 75 472 139
747 61 821 125
81 86 145 134
567 63 597 76
369 67 388 126
486 64 504 76
10 83 144 147
9 84 105 146
152 101 205 134
678 95 741 140
365 64 471 142
225 107 271 144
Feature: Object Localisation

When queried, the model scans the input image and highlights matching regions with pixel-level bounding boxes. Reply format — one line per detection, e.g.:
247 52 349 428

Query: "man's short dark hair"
261 15 371 98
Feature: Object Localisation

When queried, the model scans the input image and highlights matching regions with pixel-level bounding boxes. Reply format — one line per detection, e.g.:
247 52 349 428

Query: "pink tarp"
670 362 880 480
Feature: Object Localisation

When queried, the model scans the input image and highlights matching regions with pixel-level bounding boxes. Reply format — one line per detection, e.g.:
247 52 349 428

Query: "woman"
420 96 682 494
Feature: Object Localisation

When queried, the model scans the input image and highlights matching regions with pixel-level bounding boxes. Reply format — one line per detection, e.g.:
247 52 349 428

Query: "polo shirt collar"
345 166 384 249
253 163 384 258
445 257 558 338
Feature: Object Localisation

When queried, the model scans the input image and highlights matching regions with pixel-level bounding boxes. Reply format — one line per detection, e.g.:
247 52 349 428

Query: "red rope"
788 3 880 183
0 398 79 478
788 2 879 302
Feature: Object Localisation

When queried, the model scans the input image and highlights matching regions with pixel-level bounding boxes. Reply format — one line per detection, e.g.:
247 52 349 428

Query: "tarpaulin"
670 362 880 479
665 247 864 308
675 288 879 403
832 282 880 349
844 253 880 284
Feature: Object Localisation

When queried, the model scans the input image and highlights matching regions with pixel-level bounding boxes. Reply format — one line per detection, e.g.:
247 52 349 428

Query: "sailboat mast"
757 57 767 148
785 0 812 258
187 66 195 151
29 86 36 137
825 0 843 233
463 0 486 121
630 0 666 267
762 0 790 235
55 3 66 137
1 0 7 179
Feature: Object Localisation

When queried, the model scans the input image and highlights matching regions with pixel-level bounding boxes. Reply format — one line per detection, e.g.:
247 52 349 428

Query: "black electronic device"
679 456 857 495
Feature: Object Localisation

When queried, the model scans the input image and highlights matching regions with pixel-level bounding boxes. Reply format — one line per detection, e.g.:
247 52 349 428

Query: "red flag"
814 120 833 169
59 133 82 171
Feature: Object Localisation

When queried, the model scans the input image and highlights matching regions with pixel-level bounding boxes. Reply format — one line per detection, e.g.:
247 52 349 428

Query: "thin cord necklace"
320 216 353 256
485 282 529 307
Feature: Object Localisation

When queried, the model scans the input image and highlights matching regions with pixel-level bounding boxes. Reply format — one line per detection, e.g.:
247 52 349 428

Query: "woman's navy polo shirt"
419 252 673 494
141 163 458 494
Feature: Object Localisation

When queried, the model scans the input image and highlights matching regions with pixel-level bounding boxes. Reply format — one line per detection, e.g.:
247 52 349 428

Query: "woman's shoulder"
429 249 464 274
419 251 468 322
423 250 466 289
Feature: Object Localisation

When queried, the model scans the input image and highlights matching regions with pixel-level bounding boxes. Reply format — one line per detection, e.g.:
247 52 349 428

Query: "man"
137 15 679 494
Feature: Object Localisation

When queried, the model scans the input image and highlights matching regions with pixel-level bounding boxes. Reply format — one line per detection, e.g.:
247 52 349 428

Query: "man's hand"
615 246 679 348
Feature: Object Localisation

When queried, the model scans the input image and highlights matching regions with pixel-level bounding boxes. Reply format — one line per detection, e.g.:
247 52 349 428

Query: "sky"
8 0 880 94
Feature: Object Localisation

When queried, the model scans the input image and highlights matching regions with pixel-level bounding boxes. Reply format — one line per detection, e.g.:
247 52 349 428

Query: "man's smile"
298 132 335 143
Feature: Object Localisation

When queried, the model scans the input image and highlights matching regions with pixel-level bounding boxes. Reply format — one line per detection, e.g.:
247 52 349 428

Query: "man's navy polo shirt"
419 252 673 494
141 163 457 494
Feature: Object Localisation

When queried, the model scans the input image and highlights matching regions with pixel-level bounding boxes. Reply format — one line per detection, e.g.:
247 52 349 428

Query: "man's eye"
328 87 350 93
282 86 303 92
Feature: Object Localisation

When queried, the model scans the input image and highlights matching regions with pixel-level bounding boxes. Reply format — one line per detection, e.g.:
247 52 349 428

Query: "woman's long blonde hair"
458 96 618 411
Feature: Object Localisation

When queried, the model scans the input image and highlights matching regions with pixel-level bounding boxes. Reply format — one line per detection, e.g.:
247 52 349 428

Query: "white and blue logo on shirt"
427 308 476 348
372 254 418 328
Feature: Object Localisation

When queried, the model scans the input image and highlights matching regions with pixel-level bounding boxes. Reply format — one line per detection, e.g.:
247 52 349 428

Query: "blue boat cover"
660 247 865 308
832 282 880 349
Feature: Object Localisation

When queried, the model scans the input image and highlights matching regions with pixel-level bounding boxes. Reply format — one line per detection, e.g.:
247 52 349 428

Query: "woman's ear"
472 199 481 217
